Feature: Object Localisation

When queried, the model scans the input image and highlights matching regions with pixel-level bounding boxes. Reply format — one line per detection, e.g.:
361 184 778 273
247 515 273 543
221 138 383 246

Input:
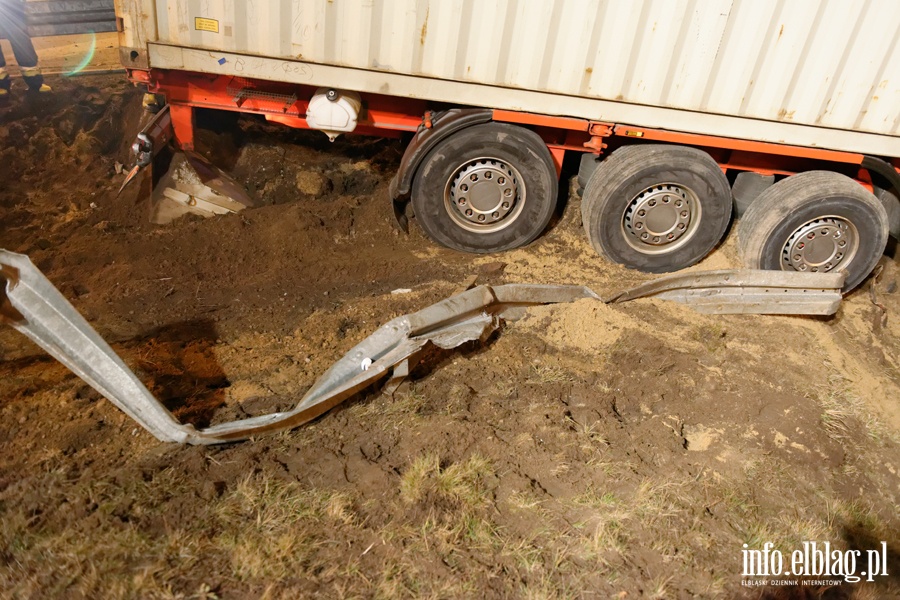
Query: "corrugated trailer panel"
121 0 899 144
868 34 900 135
654 1 725 110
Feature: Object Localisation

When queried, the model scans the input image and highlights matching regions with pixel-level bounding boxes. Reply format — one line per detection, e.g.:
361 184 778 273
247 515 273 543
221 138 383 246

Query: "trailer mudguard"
389 108 493 231
862 155 900 239
862 155 900 195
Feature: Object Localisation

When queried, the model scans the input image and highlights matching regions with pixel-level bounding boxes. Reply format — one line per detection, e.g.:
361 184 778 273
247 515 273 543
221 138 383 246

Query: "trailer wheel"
581 145 732 272
410 123 557 253
738 171 889 292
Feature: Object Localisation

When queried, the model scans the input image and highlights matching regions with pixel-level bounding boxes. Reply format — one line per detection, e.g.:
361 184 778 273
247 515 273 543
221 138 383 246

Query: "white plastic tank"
306 88 362 141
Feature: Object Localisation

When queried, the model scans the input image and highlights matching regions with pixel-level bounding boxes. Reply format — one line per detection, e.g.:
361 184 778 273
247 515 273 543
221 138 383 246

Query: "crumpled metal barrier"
605 269 846 315
0 249 849 445
0 249 597 445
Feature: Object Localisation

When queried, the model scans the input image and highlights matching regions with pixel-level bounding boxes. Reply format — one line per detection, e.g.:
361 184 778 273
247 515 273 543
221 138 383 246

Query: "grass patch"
692 323 727 353
572 488 619 509
215 474 358 581
527 364 575 385
563 476 693 569
372 454 505 597
565 417 610 449
358 384 428 426
400 453 492 508
817 371 898 446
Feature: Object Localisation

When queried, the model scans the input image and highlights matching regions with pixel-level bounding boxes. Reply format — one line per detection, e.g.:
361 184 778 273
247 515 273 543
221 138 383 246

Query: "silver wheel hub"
445 158 524 233
782 217 858 273
622 183 700 254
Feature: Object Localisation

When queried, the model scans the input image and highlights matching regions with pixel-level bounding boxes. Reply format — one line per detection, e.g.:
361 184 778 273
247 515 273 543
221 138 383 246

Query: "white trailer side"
116 0 899 155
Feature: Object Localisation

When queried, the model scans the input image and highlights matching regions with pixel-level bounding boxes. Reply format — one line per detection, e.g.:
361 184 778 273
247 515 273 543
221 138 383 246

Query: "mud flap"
392 196 410 233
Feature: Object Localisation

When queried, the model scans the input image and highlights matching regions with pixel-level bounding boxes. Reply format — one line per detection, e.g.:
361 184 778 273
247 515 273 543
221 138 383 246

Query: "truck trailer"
114 0 900 291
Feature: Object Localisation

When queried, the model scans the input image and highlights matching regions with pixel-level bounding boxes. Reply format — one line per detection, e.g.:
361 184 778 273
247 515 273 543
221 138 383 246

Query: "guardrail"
26 0 116 37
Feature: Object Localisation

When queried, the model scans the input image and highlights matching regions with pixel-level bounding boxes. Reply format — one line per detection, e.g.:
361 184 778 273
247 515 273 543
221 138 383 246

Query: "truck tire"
410 122 557 253
581 145 732 272
577 152 601 195
874 184 900 240
738 171 889 292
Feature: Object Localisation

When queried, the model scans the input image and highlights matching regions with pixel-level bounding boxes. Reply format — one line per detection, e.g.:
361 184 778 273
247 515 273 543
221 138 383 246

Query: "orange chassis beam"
132 69 878 185
135 69 427 151
491 109 871 184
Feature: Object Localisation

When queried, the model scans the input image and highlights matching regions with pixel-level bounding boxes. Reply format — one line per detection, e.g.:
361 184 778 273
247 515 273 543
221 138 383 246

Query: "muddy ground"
1 74 899 599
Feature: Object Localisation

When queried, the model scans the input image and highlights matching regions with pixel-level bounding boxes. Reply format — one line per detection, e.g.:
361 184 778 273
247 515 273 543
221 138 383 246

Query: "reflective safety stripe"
21 66 42 77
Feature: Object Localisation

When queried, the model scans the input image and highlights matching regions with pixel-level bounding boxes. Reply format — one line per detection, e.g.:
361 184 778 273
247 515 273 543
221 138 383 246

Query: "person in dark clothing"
0 0 51 96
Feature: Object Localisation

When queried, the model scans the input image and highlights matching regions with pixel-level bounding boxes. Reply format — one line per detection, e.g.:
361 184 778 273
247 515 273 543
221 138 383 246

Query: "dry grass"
492 376 519 399
565 417 610 449
360 384 428 425
819 385 865 444
632 478 689 525
0 466 212 598
558 475 695 572
817 371 897 446
692 323 727 353
0 469 370 597
3 429 898 599
572 487 619 509
647 574 674 599
1 503 192 598
400 453 492 508
369 453 504 598
506 490 545 511
215 474 359 581
826 498 883 534
526 364 575 385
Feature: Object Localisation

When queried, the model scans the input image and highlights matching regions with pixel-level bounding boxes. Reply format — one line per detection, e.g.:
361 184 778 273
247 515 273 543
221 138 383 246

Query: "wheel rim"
444 158 525 234
780 216 859 273
621 183 701 254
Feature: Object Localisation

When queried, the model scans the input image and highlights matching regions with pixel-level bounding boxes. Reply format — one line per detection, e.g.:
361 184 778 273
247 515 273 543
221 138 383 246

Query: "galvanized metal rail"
25 0 116 37
0 249 597 444
1 249 847 446
605 269 846 315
